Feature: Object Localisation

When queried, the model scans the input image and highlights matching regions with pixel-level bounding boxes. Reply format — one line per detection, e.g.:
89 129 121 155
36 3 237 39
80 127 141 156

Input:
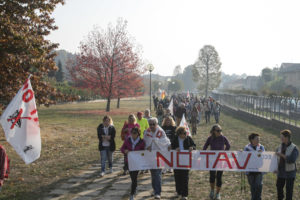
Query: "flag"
187 90 190 99
179 114 191 137
168 98 174 116
0 76 41 164
161 91 166 100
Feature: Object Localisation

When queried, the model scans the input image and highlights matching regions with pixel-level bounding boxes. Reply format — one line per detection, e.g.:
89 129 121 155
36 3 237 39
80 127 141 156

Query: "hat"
137 112 143 116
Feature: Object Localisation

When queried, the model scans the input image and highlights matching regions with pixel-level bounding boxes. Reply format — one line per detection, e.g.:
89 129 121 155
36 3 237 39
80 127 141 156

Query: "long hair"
128 114 137 123
103 115 113 125
210 124 221 139
162 116 176 127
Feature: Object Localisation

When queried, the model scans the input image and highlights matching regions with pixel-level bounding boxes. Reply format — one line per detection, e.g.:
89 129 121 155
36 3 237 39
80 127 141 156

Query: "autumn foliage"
68 19 144 111
0 0 69 111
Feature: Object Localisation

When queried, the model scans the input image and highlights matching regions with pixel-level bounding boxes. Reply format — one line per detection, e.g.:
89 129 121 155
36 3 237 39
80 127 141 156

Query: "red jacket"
120 137 145 163
0 145 10 185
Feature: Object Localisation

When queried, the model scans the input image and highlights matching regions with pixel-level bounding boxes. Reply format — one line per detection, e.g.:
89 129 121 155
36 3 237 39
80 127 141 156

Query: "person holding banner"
97 115 116 177
244 133 265 200
203 124 230 200
121 114 140 175
275 129 299 200
120 127 145 200
144 117 171 199
169 126 196 200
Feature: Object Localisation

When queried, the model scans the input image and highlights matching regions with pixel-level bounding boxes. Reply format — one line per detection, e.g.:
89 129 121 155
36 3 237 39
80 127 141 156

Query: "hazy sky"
47 0 300 76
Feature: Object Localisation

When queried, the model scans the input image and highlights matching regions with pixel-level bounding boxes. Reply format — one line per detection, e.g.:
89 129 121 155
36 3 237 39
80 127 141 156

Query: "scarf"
130 136 140 150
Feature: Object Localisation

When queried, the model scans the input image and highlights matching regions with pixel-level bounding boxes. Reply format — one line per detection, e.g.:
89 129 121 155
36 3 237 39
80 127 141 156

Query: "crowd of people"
97 93 299 200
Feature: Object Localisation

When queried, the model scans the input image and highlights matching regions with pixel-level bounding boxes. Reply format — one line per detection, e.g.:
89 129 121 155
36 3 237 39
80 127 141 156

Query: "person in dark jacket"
121 127 145 200
203 124 230 200
275 129 299 200
97 115 116 177
169 126 196 200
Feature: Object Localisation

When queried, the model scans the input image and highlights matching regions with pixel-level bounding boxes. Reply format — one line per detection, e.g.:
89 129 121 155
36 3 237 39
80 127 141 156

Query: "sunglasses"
215 129 222 132
149 123 156 126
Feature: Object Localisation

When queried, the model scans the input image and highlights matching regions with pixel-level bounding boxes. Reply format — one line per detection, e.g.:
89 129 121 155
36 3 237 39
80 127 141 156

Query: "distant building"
244 76 260 90
280 63 300 88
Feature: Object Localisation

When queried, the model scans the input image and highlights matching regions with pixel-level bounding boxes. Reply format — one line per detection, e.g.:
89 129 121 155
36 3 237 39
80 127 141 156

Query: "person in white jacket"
143 117 171 199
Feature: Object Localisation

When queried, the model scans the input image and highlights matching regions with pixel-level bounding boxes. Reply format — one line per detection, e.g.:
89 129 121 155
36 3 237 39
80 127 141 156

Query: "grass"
0 96 299 199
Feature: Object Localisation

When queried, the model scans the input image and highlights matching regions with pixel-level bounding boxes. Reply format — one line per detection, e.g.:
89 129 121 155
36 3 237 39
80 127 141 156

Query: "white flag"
168 98 174 116
0 77 41 164
179 114 191 137
187 90 190 99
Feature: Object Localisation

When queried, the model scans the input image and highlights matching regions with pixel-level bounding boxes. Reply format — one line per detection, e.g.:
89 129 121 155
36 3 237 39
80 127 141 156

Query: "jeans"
129 171 139 195
100 147 113 173
276 177 295 200
151 169 162 195
214 112 220 123
205 111 211 123
210 171 223 187
198 111 202 123
247 173 263 200
174 169 190 197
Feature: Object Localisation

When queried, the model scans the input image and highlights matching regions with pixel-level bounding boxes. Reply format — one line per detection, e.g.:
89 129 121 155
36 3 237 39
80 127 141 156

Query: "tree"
55 60 64 82
173 65 182 76
193 45 221 97
261 67 272 83
168 79 183 92
0 0 65 110
182 65 198 91
68 19 143 112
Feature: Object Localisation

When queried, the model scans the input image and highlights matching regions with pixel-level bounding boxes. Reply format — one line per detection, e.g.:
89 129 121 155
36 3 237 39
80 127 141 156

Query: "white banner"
0 77 41 164
128 150 278 172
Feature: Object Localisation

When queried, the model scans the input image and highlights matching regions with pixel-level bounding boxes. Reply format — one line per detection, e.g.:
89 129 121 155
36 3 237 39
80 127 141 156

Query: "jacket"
120 137 145 163
171 135 196 150
276 143 298 176
97 124 116 152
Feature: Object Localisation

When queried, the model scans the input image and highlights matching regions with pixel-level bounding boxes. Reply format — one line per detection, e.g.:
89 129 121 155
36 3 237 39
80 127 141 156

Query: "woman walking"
190 105 199 135
170 126 196 200
244 133 265 200
275 129 299 200
203 124 230 200
121 114 140 175
120 128 145 200
97 115 116 177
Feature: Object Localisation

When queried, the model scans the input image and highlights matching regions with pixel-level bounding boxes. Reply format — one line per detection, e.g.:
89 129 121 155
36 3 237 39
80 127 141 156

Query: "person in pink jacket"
121 127 145 200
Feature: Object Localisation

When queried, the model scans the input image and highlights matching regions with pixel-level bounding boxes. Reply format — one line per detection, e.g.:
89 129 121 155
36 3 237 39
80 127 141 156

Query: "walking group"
97 94 299 200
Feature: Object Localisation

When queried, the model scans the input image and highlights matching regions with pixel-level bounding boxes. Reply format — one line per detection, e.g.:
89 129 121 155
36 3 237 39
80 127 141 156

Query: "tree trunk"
117 97 120 108
106 96 111 112
205 64 209 98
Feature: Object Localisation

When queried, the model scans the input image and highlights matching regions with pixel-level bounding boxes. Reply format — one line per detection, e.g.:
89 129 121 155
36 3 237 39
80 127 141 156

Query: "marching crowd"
97 94 299 200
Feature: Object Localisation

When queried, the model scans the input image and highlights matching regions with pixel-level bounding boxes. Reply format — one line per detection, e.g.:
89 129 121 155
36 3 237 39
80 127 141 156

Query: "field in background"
0 96 299 199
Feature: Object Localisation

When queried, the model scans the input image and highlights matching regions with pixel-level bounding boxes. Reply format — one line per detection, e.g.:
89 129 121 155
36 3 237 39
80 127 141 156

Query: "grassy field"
0 96 299 199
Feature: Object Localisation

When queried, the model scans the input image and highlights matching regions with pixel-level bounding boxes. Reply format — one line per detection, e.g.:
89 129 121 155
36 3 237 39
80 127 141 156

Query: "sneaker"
154 195 161 199
100 172 105 177
215 193 221 200
122 170 127 176
181 197 188 200
109 168 113 174
209 190 214 200
129 195 134 200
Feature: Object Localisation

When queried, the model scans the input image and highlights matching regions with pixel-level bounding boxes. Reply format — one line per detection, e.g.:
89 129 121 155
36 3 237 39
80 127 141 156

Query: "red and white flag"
187 90 190 99
168 98 174 116
179 114 191 137
0 76 41 164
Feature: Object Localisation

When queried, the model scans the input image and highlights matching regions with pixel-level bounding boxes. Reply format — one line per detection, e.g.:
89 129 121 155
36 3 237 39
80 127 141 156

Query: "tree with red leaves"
68 19 144 112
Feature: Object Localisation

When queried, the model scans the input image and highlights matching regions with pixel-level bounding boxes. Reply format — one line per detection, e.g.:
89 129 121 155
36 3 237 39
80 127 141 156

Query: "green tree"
261 68 272 82
193 45 221 97
168 79 183 92
173 65 182 76
55 60 64 82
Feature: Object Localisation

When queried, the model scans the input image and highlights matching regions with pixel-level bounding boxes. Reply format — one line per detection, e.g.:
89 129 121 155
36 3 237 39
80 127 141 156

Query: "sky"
47 0 300 76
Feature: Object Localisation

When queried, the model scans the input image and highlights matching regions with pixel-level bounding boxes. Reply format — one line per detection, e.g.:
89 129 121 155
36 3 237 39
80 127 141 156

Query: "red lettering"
213 152 232 169
231 153 252 169
22 89 34 103
200 152 216 168
177 152 192 168
157 152 173 167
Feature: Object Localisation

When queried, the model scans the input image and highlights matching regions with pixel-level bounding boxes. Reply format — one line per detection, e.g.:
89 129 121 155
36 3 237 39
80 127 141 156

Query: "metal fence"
212 92 300 127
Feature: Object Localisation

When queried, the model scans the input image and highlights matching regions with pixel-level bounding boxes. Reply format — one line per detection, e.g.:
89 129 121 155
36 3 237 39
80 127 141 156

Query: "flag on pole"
187 90 190 99
0 76 41 164
161 91 166 100
168 98 174 116
179 114 191 137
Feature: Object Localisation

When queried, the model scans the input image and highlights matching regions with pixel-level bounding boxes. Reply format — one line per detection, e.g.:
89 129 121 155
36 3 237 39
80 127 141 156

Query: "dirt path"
43 151 177 200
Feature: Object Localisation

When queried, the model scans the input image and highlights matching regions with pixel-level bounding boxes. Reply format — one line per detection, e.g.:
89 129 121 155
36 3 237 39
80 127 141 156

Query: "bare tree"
193 45 221 97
